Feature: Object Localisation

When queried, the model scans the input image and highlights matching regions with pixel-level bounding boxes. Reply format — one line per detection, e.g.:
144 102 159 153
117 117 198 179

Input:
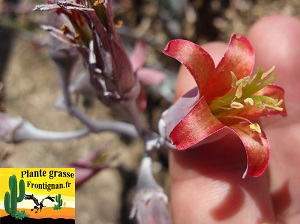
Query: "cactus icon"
53 193 63 210
4 175 25 217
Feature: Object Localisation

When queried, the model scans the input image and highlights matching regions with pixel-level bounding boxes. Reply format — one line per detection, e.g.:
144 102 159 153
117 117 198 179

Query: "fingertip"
247 14 300 105
169 37 276 223
173 65 196 101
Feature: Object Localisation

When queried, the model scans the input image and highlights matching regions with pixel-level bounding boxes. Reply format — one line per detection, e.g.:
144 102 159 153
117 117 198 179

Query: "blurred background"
1 0 300 223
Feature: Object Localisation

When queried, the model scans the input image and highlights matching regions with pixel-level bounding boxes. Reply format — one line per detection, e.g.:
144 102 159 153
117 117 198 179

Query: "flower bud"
130 157 172 224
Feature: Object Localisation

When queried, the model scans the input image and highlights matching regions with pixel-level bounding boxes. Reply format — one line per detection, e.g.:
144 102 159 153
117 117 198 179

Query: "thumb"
169 42 274 223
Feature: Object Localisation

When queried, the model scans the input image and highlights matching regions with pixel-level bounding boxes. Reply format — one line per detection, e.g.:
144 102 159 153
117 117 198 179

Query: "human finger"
170 42 275 223
247 14 300 223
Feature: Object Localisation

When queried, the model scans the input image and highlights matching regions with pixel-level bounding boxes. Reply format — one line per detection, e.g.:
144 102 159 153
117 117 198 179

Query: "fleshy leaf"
229 124 270 177
163 39 215 91
170 96 224 150
202 34 255 103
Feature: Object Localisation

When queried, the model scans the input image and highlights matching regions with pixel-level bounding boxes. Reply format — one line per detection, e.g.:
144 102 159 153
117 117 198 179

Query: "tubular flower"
35 0 140 105
160 34 287 177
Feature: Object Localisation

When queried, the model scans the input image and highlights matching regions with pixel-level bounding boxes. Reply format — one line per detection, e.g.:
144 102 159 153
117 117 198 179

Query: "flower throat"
208 66 284 133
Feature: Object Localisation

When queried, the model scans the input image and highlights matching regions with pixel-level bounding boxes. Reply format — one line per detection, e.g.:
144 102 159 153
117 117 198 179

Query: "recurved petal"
169 96 224 150
229 124 270 177
255 84 287 116
163 39 215 91
202 34 255 103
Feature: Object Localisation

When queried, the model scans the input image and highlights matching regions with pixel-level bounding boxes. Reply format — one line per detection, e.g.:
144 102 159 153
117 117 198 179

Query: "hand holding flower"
169 15 300 223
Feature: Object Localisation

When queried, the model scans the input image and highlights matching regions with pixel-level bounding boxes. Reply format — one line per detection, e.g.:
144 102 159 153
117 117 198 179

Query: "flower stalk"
0 112 140 143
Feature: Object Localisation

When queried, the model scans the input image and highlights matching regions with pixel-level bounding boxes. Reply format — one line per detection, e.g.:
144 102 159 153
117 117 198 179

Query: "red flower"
160 34 287 177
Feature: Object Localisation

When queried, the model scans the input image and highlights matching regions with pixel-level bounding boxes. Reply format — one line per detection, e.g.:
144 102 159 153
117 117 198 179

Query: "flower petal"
229 124 270 177
41 25 79 46
163 39 215 92
202 34 255 103
137 68 166 86
255 84 287 116
169 96 224 150
130 42 147 72
160 87 200 141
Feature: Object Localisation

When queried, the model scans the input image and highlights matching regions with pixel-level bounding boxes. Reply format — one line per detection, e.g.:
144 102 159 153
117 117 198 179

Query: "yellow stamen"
209 67 284 117
255 101 263 108
265 104 283 111
61 24 70 35
261 65 275 79
244 98 254 106
230 101 244 109
114 20 123 28
93 0 103 6
236 76 250 87
231 71 237 88
257 97 284 111
275 99 283 106
235 76 250 98
235 84 243 98
249 123 261 134
74 33 80 40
